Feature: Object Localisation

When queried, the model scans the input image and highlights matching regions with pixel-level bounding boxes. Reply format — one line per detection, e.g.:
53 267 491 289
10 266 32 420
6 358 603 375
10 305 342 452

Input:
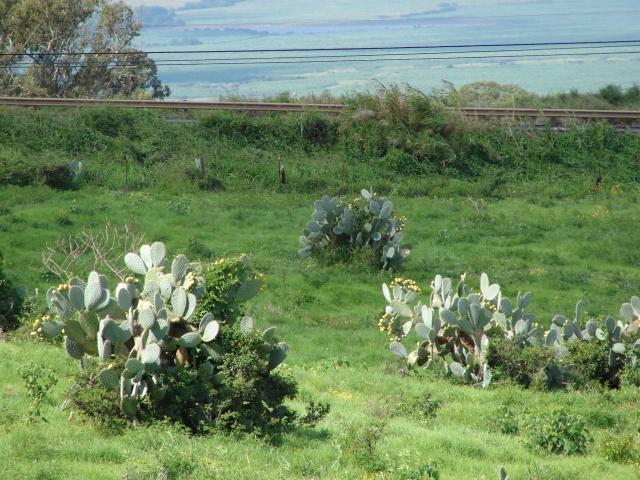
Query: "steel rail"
0 97 639 122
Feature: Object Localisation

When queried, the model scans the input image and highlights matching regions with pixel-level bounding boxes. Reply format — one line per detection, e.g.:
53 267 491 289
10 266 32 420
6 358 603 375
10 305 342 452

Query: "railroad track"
1 96 639 124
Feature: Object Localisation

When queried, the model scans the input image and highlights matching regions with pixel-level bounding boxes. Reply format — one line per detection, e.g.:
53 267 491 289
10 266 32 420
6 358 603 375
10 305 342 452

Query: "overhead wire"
2 39 640 57
7 43 639 66
3 49 639 69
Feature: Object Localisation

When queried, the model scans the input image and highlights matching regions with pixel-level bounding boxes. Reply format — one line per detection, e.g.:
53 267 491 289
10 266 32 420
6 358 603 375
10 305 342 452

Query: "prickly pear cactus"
41 242 289 420
378 272 640 389
299 189 411 269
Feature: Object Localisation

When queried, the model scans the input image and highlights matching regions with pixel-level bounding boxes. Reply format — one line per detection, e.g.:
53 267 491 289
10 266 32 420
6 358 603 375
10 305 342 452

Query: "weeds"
19 363 58 422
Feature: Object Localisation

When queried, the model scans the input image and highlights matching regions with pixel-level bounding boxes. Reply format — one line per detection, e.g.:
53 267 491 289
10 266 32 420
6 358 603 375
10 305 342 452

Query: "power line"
4 49 639 69
2 39 640 57
9 44 640 66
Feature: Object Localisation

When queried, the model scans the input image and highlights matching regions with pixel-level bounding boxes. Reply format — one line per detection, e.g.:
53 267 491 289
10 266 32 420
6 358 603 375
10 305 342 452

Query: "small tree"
0 0 169 99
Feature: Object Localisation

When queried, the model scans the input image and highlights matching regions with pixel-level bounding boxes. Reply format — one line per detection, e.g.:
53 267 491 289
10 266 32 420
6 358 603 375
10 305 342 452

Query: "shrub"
298 188 411 269
489 405 519 436
19 363 58 422
66 365 130 433
565 337 624 389
522 409 590 455
194 256 263 324
0 156 38 186
486 337 555 388
39 241 301 436
0 158 79 189
38 163 77 190
338 420 387 470
596 433 636 463
0 250 22 331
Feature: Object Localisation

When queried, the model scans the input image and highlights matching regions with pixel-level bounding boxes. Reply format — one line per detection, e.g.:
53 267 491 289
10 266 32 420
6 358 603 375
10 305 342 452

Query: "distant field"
1 185 640 479
132 0 640 99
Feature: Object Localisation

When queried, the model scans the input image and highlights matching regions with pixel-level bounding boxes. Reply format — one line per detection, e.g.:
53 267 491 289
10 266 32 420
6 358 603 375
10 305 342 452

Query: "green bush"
194 256 263 324
0 250 22 331
486 337 555 388
596 433 636 463
522 409 590 455
142 326 300 435
67 366 130 434
566 337 625 389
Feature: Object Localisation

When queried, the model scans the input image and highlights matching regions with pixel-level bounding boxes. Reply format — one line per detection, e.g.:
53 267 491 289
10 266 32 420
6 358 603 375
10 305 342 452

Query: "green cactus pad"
262 326 277 342
84 282 103 310
65 336 85 359
171 255 189 282
141 344 161 364
41 320 63 339
202 320 220 342
178 332 201 348
389 341 408 358
116 284 132 310
97 368 119 390
236 279 262 303
100 318 122 344
125 358 145 374
171 287 187 318
199 312 214 332
268 342 289 370
138 305 156 330
240 316 254 333
79 311 99 339
68 285 85 311
150 241 166 267
65 319 88 345
98 338 112 361
125 252 147 275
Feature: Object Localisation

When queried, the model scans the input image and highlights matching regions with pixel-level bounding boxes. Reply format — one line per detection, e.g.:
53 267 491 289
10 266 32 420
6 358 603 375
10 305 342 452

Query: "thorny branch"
41 223 144 282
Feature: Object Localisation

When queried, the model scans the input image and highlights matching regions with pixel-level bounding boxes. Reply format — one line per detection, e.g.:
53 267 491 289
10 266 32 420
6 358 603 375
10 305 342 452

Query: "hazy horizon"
126 0 640 100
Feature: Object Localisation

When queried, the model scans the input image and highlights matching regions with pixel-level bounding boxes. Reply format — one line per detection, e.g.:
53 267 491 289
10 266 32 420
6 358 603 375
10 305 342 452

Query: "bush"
67 366 130 433
522 409 590 455
41 242 307 437
566 338 624 389
0 158 77 190
298 189 411 269
486 337 555 388
194 256 263 324
596 433 636 463
141 326 299 435
0 250 22 331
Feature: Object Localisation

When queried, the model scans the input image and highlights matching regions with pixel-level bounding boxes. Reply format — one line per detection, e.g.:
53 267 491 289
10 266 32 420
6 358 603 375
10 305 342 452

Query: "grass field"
1 184 640 479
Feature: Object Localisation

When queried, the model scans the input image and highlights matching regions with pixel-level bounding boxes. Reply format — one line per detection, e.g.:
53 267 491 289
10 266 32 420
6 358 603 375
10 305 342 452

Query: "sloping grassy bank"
1 186 640 479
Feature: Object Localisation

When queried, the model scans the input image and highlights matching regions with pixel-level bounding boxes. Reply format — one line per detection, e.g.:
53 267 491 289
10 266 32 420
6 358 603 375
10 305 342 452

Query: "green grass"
1 184 640 479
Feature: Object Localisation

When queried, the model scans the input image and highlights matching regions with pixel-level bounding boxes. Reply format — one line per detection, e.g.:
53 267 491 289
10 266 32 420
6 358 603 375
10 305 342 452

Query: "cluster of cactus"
550 297 640 368
379 272 640 389
299 188 411 268
41 242 288 419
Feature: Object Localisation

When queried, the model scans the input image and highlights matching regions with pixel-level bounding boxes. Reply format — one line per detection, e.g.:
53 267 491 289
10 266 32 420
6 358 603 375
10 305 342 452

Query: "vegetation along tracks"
1 96 639 131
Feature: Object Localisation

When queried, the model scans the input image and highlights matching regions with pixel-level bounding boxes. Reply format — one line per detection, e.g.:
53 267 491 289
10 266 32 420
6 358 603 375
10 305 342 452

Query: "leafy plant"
299 188 411 269
0 250 23 331
596 433 636 463
489 405 520 436
19 363 58 422
522 409 590 455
